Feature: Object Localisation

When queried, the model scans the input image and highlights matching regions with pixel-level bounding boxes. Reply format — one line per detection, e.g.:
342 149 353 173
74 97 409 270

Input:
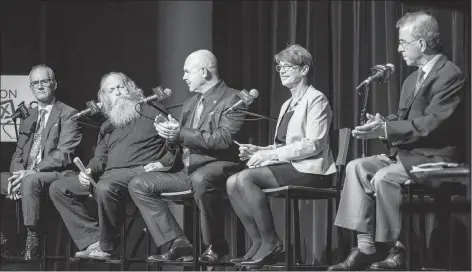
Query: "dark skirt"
266 163 332 187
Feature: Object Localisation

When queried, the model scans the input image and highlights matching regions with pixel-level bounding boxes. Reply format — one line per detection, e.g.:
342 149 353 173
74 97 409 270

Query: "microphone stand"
237 109 277 122
358 84 370 158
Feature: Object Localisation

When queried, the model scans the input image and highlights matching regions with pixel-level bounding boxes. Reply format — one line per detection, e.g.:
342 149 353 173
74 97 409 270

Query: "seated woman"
226 44 336 268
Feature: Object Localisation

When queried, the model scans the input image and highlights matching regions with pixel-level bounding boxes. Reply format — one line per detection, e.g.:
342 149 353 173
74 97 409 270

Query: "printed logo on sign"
1 99 16 125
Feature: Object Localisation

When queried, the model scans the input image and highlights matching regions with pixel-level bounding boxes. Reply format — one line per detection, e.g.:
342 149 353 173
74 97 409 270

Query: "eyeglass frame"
275 64 300 73
398 38 420 50
30 78 55 88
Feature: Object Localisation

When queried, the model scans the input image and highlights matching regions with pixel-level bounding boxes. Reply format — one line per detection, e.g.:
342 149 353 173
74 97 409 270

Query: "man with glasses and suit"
328 11 465 271
0 65 82 260
128 49 247 264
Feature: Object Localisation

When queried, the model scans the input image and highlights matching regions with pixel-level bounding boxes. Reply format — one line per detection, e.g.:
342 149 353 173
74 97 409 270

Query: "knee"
226 173 240 197
190 172 212 198
20 174 41 195
371 168 399 192
128 176 151 197
94 181 112 199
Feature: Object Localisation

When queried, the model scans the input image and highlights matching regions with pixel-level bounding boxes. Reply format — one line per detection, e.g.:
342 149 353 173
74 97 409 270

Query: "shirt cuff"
379 122 388 139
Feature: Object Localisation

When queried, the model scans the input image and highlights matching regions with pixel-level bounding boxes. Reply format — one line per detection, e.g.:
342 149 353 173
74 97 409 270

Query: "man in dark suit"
328 11 465 271
129 49 247 264
49 72 177 260
0 65 82 260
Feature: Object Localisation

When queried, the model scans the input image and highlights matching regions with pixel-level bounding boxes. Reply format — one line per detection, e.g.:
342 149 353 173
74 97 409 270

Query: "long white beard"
105 97 140 128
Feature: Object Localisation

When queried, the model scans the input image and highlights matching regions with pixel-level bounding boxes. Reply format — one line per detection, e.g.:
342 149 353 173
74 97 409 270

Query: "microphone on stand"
356 63 395 91
71 101 103 120
138 86 172 104
225 89 259 114
10 101 30 121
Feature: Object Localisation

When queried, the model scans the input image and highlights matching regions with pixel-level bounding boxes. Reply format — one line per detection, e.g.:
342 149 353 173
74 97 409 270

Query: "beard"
102 94 141 128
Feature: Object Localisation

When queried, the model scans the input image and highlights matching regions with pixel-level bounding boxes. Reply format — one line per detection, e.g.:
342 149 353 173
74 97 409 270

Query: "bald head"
185 49 218 70
183 49 221 93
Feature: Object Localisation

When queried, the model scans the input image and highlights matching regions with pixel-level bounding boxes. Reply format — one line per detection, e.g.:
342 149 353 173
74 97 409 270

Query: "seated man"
328 11 465 271
0 65 82 260
49 72 177 260
129 49 247 264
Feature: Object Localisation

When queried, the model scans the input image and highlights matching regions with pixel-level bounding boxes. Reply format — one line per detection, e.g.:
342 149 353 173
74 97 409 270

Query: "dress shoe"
230 257 252 265
240 241 284 268
148 240 193 262
327 247 377 271
198 244 229 264
23 230 40 260
75 241 100 258
88 247 112 260
369 246 405 270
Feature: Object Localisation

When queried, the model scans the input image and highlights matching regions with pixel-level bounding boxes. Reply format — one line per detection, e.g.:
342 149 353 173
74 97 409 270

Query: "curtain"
213 0 470 266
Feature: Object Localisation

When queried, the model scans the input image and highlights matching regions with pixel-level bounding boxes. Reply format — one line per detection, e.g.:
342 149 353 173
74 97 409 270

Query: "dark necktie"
414 69 425 96
27 109 47 170
183 96 205 167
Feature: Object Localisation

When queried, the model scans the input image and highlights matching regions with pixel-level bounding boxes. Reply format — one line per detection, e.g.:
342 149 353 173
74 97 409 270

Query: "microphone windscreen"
164 88 172 96
385 63 395 73
249 89 259 98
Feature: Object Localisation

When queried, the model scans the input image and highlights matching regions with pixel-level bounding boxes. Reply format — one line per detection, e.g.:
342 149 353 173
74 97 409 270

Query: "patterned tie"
414 69 425 96
26 109 47 170
182 96 205 167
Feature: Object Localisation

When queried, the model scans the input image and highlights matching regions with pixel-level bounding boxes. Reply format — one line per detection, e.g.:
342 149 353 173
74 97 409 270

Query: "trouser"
334 155 409 242
1 171 62 227
129 161 242 252
49 167 145 251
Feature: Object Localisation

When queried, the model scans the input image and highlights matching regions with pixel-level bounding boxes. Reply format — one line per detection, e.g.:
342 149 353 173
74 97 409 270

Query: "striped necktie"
414 69 425 96
27 109 48 170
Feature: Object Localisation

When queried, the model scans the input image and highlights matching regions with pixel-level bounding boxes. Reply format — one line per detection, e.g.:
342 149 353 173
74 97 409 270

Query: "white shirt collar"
37 99 55 114
419 54 442 76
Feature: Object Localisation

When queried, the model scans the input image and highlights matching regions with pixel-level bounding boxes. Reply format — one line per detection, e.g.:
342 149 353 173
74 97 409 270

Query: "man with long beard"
49 72 178 259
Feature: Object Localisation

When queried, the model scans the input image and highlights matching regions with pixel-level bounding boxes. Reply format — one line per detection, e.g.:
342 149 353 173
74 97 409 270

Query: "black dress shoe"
199 244 229 264
148 240 193 262
369 246 405 270
327 247 377 271
23 230 40 260
240 241 284 268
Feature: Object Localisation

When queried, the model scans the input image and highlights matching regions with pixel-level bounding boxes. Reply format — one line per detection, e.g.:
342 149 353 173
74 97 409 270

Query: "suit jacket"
383 55 465 175
273 85 336 175
9 100 82 174
178 81 246 173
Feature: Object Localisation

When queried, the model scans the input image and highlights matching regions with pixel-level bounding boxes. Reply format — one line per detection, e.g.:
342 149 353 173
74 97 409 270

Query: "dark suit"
334 55 465 242
129 81 246 251
0 100 82 226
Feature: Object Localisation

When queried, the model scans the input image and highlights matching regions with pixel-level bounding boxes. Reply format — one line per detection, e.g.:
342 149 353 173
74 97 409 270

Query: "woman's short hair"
274 44 313 68
396 11 442 53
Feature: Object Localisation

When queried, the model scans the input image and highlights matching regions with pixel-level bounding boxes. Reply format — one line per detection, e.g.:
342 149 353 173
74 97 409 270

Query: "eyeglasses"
275 64 299 73
30 79 54 88
398 39 419 49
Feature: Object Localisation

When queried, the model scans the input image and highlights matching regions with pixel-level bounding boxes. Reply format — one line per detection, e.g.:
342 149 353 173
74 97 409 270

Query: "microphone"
356 63 395 91
73 157 97 187
225 89 259 113
71 101 103 120
10 101 30 121
138 86 172 104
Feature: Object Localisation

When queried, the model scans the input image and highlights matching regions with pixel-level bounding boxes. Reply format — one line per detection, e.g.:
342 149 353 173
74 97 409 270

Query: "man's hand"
246 150 278 167
144 161 164 172
238 144 260 161
154 114 180 141
352 118 386 139
366 113 386 123
7 170 34 194
7 192 21 200
78 168 93 187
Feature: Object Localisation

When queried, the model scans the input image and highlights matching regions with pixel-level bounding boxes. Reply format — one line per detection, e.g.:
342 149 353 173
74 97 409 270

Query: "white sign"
1 75 36 142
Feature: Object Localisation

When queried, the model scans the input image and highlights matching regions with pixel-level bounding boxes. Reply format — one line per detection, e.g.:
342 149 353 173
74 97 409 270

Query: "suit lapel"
403 55 447 119
196 82 227 129
273 100 290 143
40 101 62 153
21 108 39 161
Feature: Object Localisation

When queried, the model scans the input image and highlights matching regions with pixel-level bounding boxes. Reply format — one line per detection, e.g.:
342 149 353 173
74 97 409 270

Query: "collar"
419 54 442 75
37 98 55 113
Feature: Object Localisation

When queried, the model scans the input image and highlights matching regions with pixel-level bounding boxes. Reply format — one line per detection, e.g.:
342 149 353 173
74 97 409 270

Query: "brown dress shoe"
369 246 405 270
327 247 377 271
148 240 193 262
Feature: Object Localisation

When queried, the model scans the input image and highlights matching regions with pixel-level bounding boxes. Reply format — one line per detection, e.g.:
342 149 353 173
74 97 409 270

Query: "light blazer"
272 85 336 175
383 55 465 176
9 100 82 174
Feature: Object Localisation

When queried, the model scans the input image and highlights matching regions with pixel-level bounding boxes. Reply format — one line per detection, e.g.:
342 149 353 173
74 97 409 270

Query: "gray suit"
334 55 465 242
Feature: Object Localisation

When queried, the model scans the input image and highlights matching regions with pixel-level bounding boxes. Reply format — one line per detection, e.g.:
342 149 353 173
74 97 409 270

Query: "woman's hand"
246 150 278 167
238 144 260 161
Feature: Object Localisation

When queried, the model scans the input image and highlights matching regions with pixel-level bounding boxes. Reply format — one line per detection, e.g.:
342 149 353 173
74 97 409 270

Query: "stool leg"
405 186 412 271
284 193 291 270
16 201 21 256
326 198 333 265
120 202 126 271
192 201 200 271
419 195 427 269
293 200 301 265
66 233 71 271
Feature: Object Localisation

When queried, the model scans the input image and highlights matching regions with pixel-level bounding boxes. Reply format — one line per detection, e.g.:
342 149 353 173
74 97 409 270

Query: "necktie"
27 109 47 170
414 69 425 96
183 96 205 168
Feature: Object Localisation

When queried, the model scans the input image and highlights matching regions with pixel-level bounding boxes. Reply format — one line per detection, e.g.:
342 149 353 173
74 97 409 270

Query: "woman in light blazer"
226 44 336 268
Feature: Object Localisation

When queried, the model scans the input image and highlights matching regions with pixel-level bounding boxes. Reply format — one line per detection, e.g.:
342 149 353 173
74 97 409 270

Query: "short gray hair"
396 11 442 53
29 64 55 80
274 44 313 68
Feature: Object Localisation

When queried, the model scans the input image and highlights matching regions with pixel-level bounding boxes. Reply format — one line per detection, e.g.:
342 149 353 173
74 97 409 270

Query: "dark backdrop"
0 0 470 269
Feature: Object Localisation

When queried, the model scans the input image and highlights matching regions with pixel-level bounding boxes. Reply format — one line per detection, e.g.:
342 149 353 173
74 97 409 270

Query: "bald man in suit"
129 50 247 264
0 65 82 260
328 11 465 271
